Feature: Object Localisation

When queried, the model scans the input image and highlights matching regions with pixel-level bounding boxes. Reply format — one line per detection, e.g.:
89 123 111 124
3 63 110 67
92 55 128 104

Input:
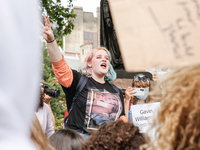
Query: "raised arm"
43 15 62 62
42 15 73 88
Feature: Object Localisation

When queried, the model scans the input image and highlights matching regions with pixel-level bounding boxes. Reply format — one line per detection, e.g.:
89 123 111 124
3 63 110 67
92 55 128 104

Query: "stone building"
63 6 100 63
62 6 170 88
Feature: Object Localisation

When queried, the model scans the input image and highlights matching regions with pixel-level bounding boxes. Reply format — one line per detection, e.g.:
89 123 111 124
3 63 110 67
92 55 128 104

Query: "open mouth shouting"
100 63 107 69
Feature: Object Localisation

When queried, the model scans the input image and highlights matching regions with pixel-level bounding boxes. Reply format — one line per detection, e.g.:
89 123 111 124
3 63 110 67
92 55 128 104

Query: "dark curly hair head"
39 88 44 108
82 120 146 150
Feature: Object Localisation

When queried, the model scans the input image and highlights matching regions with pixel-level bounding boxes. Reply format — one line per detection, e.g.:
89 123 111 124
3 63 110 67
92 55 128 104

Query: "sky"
63 0 100 17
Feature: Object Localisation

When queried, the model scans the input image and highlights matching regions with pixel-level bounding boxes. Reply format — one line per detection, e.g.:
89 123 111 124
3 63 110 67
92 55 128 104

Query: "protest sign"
108 0 200 72
130 102 160 133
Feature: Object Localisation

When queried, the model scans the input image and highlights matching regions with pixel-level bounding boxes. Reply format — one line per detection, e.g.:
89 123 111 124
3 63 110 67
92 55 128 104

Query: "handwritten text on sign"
108 0 200 71
131 102 160 133
147 0 200 59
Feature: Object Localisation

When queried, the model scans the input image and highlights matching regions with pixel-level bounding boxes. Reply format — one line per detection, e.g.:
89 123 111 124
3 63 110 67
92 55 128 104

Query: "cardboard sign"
130 102 160 133
108 0 200 72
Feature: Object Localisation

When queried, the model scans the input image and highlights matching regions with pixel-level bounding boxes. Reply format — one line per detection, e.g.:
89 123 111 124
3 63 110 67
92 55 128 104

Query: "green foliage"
40 0 77 47
40 0 76 129
42 42 66 129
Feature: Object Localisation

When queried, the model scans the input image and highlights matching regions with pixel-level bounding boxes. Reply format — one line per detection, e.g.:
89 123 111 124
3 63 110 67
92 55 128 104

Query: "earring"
106 73 110 77
88 68 92 75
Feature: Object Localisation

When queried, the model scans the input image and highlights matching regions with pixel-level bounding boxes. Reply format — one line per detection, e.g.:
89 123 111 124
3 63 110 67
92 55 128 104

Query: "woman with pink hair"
42 16 126 141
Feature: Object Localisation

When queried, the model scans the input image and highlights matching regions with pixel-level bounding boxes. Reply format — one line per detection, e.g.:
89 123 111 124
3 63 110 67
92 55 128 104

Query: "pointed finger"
47 17 51 28
47 17 50 24
130 87 135 91
130 91 136 95
40 28 44 35
39 21 44 28
129 88 136 94
126 87 131 90
128 87 134 92
44 15 48 26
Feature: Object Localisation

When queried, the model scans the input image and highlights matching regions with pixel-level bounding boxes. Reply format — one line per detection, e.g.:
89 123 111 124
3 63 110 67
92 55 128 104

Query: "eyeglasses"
133 76 149 82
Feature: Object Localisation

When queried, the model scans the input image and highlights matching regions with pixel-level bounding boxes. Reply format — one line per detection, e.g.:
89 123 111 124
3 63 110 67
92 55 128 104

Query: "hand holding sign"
130 102 160 133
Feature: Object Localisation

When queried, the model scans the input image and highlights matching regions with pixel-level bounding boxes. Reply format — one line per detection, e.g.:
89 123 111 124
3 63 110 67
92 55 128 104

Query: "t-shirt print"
84 89 122 130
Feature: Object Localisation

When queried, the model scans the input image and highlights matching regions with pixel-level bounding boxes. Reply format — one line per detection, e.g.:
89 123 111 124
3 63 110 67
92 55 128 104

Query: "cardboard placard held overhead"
108 0 200 72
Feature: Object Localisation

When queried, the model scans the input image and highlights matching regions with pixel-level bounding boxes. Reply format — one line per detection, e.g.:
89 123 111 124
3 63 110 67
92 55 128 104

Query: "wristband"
47 38 55 43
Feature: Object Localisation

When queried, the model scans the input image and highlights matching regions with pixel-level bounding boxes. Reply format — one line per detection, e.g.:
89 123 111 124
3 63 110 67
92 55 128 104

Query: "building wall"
64 6 100 55
80 42 93 63
65 52 81 59
64 6 83 53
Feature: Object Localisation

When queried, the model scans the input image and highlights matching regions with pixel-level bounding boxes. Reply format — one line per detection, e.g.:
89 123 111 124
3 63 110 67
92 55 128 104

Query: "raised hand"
43 93 51 105
42 15 55 42
125 87 136 101
41 16 62 63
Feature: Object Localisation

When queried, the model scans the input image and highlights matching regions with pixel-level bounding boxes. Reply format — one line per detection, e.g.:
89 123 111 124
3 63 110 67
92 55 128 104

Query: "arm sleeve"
52 55 73 88
45 104 55 138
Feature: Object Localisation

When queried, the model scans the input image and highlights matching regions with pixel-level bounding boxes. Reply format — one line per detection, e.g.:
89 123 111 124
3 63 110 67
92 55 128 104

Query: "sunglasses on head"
133 76 149 82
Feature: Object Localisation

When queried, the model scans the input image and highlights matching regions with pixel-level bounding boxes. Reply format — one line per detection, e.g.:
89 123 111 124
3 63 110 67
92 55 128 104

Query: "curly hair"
142 64 200 150
39 88 45 108
82 120 146 150
78 47 116 82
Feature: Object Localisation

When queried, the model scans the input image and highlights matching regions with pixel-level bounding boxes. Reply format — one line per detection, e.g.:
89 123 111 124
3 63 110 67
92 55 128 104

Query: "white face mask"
135 88 149 100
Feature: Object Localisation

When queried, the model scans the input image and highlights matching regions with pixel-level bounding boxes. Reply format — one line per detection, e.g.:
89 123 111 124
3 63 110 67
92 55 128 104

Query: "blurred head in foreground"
82 120 146 150
143 64 200 150
49 128 84 150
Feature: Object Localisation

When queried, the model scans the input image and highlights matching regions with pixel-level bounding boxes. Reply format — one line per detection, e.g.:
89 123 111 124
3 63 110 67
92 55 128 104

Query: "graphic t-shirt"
61 70 125 132
85 89 122 130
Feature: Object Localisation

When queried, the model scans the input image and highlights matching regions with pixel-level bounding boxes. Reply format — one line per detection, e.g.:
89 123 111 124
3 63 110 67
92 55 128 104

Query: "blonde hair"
31 115 55 150
142 64 200 150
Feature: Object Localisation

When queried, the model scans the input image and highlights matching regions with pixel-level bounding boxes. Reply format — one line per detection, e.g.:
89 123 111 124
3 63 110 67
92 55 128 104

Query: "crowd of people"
2 1 200 150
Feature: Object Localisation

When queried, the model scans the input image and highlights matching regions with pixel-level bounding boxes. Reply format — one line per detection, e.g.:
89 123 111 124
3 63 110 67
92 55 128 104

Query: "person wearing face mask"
124 74 151 122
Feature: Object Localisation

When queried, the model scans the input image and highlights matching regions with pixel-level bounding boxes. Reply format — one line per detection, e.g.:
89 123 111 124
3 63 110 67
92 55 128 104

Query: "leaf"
40 0 77 47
